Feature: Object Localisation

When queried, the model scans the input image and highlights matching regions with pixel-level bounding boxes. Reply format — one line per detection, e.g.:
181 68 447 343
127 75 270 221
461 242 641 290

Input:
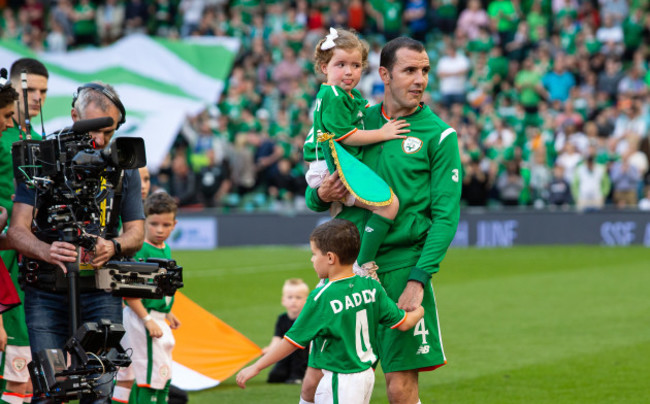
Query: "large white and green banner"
0 34 239 170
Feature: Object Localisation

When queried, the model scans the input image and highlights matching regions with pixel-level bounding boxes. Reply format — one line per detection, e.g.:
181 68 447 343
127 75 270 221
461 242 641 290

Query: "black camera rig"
97 258 184 299
11 117 183 299
29 320 132 403
13 118 185 402
12 117 145 250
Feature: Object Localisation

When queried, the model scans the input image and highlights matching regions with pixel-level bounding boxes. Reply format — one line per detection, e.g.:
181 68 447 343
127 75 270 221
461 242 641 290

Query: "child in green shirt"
303 28 410 279
237 219 423 404
113 192 180 404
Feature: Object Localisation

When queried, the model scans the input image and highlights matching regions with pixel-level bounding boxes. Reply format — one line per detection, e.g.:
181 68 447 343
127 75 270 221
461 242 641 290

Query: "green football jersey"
0 123 41 347
134 241 174 313
0 250 29 346
0 122 42 219
487 0 518 32
303 84 368 163
284 274 406 374
377 1 403 32
306 103 462 283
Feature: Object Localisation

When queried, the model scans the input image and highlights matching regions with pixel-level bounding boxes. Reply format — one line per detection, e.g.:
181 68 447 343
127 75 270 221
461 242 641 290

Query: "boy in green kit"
113 192 181 404
237 219 424 404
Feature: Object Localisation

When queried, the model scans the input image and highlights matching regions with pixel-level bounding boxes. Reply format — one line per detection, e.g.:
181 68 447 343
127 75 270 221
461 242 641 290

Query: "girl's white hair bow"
321 28 339 50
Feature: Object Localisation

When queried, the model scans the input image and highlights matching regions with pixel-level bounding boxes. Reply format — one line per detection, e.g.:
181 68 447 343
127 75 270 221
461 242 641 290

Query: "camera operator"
7 82 144 403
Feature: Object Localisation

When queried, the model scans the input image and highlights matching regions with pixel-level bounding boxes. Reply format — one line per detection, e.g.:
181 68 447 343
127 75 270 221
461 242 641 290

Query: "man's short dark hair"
144 191 178 218
10 58 49 80
380 37 426 73
310 219 360 265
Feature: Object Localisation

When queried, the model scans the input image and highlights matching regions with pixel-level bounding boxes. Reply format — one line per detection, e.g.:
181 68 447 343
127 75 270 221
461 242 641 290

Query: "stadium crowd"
2 0 650 211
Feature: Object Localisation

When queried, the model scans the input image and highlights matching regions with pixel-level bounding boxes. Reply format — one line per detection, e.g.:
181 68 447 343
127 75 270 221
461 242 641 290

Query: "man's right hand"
47 241 78 273
317 171 349 203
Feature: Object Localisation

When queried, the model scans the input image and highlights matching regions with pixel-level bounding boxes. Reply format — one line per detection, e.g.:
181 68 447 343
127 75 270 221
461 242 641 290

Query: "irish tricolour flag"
0 34 239 170
171 292 262 390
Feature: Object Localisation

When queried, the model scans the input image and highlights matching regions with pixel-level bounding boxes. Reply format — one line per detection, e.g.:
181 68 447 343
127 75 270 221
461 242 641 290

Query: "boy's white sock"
22 394 32 403
111 386 131 403
299 397 314 404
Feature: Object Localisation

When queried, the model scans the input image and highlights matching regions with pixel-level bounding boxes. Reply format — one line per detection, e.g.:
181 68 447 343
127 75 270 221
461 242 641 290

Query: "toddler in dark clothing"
264 278 310 384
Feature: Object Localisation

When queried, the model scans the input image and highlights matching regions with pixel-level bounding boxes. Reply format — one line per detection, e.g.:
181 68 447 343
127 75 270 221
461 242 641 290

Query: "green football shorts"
377 268 446 373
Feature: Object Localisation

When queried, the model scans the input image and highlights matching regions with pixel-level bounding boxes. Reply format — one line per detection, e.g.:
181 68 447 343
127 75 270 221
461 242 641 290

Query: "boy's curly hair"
144 191 178 218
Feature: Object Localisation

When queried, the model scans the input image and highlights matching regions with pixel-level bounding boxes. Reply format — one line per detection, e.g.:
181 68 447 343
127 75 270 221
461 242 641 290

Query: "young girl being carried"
303 27 410 278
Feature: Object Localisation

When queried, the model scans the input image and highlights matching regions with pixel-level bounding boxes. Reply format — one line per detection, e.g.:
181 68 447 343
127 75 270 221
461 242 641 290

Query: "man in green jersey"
304 37 462 404
237 219 423 404
0 58 49 404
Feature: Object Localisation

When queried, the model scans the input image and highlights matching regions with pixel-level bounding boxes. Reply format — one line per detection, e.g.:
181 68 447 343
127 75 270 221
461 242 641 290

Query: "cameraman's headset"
71 83 126 130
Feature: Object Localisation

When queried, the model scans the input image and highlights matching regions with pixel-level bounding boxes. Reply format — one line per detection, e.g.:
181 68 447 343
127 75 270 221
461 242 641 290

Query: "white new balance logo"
365 226 374 233
416 345 430 355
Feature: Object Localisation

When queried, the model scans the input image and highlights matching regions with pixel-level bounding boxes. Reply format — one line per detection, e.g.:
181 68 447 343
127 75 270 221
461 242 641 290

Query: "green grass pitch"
173 245 650 403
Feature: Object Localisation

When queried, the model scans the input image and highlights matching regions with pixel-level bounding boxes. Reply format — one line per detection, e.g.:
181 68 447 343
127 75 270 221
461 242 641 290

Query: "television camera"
29 320 132 403
12 117 183 299
12 117 184 402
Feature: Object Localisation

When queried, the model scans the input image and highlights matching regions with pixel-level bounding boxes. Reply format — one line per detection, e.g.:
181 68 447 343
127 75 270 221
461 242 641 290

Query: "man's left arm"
398 130 462 311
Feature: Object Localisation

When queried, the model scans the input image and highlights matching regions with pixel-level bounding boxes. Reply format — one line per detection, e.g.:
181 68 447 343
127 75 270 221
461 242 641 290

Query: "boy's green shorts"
377 268 446 373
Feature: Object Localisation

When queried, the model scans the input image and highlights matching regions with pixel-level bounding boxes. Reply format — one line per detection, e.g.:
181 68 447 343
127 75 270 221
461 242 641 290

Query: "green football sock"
357 213 393 265
155 381 171 403
128 384 139 404
135 387 158 404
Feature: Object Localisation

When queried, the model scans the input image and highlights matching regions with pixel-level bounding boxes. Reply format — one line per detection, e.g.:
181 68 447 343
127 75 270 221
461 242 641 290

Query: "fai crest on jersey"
13 357 27 372
160 365 170 379
402 137 423 154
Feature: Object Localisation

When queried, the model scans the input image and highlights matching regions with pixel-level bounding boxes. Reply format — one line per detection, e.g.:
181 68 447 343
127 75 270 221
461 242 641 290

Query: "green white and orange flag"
171 292 262 390
0 34 239 170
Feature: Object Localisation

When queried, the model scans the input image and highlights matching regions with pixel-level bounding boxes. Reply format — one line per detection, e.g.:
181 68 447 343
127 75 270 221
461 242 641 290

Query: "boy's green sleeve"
377 284 407 329
410 130 462 283
284 292 323 348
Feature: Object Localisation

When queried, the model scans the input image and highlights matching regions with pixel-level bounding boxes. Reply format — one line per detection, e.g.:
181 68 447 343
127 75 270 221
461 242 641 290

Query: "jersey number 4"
414 318 429 344
355 309 377 364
